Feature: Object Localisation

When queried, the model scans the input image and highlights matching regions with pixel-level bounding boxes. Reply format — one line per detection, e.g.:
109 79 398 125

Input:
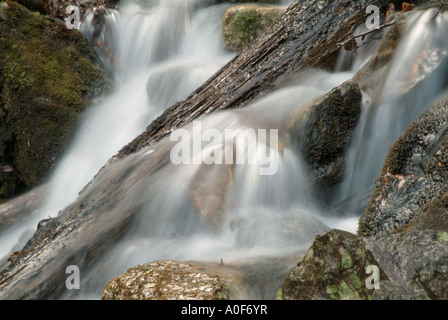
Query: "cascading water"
335 8 448 212
59 68 359 299
2 1 448 300
0 0 234 262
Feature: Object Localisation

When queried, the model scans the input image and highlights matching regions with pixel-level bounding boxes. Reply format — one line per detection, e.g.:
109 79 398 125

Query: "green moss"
322 273 333 281
275 288 282 300
338 281 361 300
223 5 284 51
326 284 338 299
0 1 109 199
349 273 362 290
341 253 353 269
437 232 448 242
230 8 260 43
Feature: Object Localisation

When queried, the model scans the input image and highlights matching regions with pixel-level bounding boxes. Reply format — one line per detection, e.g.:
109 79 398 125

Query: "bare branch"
337 20 396 54
433 1 448 19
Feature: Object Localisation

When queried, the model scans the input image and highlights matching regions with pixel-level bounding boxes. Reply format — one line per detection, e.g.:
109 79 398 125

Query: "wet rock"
222 4 286 51
190 160 235 229
0 2 110 201
365 230 448 300
13 0 50 14
120 0 391 156
359 91 448 237
397 191 448 233
288 80 362 188
0 184 47 234
102 260 229 300
281 229 448 300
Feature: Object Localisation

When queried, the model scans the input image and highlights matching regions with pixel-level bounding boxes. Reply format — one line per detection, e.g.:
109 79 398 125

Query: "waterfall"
336 9 448 211
0 0 233 263
1 1 448 300
62 68 359 299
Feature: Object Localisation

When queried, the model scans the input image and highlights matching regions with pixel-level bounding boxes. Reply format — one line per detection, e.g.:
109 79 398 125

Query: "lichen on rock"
102 260 229 300
281 228 448 300
281 229 385 300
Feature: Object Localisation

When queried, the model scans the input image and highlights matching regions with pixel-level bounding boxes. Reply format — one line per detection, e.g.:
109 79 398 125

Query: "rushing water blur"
1 1 448 299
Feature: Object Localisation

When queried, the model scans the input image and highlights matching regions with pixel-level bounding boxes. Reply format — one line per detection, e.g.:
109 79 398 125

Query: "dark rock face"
102 260 229 300
288 80 362 188
281 229 448 300
0 1 110 201
399 191 448 233
359 91 448 237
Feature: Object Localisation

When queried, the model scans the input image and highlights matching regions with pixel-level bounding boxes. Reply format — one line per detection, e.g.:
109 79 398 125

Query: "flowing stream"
1 0 448 299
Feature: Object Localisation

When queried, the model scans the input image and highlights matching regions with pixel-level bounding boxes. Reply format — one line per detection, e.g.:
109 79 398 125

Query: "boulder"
359 91 448 237
0 1 110 201
281 229 448 300
288 80 362 189
222 4 286 51
280 229 385 300
102 260 229 300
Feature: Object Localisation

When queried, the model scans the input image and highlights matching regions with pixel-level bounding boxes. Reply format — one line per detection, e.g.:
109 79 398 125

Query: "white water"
336 9 448 208
0 0 233 261
66 68 359 299
1 1 448 300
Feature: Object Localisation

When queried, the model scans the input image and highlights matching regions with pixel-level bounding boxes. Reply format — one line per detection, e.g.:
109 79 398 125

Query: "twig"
337 20 396 52
433 1 448 19
356 37 383 50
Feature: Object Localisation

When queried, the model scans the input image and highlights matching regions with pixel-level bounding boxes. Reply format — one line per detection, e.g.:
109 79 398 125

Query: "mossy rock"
281 229 386 300
222 4 286 51
0 1 110 201
281 229 448 300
